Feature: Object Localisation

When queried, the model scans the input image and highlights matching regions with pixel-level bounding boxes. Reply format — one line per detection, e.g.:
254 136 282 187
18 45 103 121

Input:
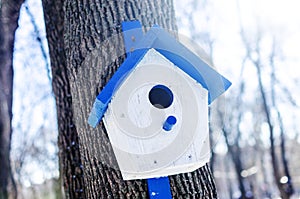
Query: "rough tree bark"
42 0 85 198
43 0 218 198
0 0 24 198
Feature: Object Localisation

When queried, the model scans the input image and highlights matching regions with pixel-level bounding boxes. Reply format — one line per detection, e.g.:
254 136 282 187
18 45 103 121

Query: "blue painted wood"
88 21 147 127
88 21 231 199
87 48 148 127
163 116 177 131
88 20 231 126
147 177 172 199
122 20 144 56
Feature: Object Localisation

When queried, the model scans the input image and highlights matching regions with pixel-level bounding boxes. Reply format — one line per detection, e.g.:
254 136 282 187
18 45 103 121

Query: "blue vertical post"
147 177 172 199
122 20 144 56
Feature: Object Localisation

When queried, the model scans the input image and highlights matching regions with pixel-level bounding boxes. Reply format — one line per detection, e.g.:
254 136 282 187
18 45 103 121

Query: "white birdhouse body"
88 22 231 181
103 49 209 180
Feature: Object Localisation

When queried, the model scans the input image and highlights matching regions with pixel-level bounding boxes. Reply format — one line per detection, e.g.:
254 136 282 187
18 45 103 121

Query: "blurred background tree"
0 0 24 198
175 0 300 198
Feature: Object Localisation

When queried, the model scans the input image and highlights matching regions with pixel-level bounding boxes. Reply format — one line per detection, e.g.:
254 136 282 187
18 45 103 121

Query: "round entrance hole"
148 85 173 109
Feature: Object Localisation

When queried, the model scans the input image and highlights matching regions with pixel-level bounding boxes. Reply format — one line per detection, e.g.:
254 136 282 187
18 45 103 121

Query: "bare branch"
24 1 51 83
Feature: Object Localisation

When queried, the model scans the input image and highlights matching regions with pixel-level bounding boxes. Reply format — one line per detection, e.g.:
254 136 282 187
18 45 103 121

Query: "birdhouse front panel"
88 22 231 181
103 49 210 180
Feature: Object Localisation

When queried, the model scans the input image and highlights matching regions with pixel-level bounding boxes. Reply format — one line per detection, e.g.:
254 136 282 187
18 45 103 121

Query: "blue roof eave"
88 23 231 128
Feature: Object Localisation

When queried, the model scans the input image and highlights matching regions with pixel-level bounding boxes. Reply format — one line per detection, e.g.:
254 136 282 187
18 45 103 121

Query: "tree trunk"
270 45 294 197
0 0 24 198
42 0 85 198
43 0 218 198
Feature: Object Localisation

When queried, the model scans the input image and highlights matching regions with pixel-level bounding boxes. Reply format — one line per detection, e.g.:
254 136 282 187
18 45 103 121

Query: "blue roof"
88 21 231 128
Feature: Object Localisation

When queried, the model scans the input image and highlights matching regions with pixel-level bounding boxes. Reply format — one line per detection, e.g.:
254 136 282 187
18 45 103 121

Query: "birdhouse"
88 21 231 180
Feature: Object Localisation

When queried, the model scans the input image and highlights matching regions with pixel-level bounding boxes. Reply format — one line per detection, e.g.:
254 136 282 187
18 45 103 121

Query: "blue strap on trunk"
147 177 172 199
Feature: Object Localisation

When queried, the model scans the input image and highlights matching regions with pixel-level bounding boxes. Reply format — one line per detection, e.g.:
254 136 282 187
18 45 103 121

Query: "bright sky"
175 0 300 72
12 0 58 186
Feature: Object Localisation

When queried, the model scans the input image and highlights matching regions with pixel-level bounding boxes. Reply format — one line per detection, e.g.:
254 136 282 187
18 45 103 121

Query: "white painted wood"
103 48 209 180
